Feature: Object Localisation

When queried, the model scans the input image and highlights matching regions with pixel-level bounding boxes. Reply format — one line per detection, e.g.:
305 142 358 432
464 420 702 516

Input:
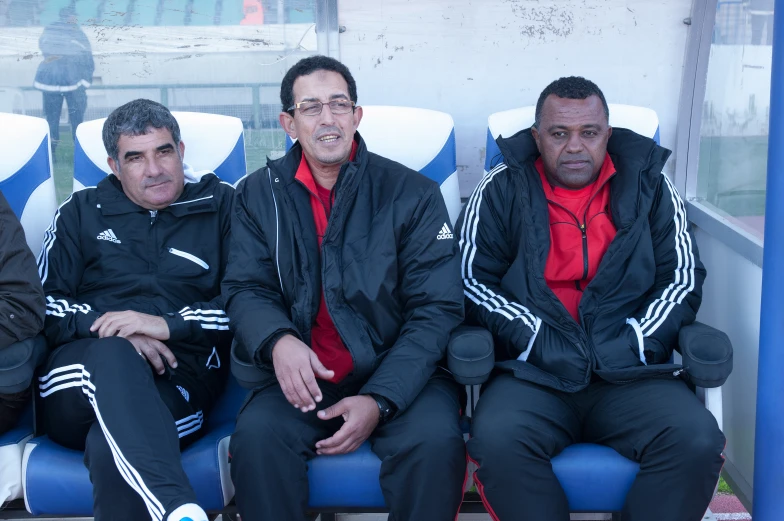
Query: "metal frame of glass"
674 0 766 268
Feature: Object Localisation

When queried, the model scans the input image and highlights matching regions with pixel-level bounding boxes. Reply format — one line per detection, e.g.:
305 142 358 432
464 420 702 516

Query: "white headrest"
0 114 50 182
75 111 245 174
0 113 57 256
488 103 660 141
357 106 454 172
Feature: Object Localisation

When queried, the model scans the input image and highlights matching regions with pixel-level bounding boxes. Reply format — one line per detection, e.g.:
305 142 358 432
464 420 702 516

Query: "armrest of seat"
676 322 733 389
447 326 494 385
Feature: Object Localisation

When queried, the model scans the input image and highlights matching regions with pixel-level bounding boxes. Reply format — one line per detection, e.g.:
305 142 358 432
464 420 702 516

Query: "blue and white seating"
286 105 461 224
0 113 58 257
480 104 722 514
483 103 661 175
73 111 248 189
23 110 250 516
0 113 57 505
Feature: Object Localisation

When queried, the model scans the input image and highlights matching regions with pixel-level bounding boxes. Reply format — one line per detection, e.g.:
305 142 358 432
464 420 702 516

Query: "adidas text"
97 229 122 244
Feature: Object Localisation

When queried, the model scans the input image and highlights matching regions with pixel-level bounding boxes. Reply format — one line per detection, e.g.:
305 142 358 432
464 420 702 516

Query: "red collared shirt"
294 141 358 383
536 153 617 322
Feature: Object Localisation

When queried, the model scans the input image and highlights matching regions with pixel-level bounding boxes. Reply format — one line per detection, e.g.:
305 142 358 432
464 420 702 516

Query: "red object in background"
240 0 264 25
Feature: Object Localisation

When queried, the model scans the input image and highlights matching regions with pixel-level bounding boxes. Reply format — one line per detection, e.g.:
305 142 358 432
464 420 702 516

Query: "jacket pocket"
168 247 209 270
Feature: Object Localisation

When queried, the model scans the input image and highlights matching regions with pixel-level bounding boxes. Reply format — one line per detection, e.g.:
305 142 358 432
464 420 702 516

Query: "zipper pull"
150 210 158 225
580 223 587 237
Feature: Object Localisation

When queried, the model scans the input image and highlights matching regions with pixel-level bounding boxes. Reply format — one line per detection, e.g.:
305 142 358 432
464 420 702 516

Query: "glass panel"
696 0 773 240
0 0 317 201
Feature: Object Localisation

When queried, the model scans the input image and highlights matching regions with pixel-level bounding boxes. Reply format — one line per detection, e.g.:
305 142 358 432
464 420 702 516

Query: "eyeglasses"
287 99 356 116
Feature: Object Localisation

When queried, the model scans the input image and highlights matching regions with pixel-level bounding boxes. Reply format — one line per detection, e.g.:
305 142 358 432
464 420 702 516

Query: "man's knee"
471 406 553 464
231 402 298 460
653 410 725 467
0 336 45 394
83 337 148 371
396 414 465 465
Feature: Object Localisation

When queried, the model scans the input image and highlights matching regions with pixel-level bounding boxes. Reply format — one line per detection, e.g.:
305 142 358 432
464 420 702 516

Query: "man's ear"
178 140 185 160
279 112 297 139
531 125 542 153
107 156 120 177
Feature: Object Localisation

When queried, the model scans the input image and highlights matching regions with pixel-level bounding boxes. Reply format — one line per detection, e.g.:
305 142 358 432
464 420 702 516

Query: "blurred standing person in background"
34 5 94 158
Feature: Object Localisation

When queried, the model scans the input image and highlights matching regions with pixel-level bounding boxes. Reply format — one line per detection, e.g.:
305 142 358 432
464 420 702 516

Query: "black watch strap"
370 393 393 424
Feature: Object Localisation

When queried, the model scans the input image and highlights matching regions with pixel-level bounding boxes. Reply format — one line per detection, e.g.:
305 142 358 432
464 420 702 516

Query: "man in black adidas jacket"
460 77 725 521
223 56 466 520
38 99 232 521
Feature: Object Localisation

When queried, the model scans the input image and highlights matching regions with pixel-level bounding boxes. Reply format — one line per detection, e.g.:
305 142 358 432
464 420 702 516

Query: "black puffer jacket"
456 128 705 392
0 191 45 350
223 133 464 413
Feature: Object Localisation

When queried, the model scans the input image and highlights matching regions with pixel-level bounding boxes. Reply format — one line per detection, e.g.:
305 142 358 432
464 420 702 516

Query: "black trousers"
230 374 466 521
42 87 87 149
467 373 725 521
40 337 211 521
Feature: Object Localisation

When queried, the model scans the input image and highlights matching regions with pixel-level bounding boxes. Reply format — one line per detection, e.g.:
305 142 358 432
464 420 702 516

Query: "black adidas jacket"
222 134 464 414
0 190 45 350
456 128 705 392
38 173 233 394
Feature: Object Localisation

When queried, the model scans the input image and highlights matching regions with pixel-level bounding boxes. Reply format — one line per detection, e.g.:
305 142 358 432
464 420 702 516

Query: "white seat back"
73 111 248 190
0 113 58 257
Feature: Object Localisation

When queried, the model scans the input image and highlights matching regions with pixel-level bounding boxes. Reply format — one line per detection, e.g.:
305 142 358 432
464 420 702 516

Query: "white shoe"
167 503 208 521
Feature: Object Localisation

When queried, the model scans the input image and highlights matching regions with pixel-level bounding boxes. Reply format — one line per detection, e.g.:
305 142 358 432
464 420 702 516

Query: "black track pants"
468 373 725 521
40 337 212 521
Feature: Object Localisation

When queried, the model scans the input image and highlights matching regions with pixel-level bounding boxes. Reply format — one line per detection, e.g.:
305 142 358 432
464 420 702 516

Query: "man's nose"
145 156 165 176
565 132 584 153
318 103 338 125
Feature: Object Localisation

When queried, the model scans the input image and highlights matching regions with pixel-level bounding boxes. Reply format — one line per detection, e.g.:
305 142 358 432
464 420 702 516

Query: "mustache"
141 174 173 188
314 127 343 140
559 156 592 164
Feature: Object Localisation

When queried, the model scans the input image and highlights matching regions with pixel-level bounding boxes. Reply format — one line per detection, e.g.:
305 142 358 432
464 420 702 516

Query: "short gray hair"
102 99 181 161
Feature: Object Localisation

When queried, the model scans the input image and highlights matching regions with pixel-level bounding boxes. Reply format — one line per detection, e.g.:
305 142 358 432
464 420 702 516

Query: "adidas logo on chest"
97 229 122 244
437 222 454 240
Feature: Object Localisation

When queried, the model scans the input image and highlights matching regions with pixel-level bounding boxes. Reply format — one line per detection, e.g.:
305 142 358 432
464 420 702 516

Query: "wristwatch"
370 393 394 425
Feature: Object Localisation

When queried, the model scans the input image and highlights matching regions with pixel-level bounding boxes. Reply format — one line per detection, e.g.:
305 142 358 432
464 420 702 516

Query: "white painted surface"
693 226 761 506
338 0 692 195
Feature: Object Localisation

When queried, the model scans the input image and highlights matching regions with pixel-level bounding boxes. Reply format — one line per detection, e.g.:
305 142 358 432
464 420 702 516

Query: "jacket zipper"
580 222 588 280
546 200 589 280
168 247 209 270
546 172 617 282
294 174 357 373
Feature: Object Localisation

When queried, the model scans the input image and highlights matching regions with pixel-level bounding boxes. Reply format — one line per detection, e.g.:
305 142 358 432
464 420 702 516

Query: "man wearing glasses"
223 55 466 520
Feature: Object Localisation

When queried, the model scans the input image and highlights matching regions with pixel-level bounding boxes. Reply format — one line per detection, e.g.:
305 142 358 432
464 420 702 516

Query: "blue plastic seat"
73 111 247 189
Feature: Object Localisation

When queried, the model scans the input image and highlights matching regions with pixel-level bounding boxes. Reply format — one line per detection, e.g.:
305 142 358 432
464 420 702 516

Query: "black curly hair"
534 76 609 129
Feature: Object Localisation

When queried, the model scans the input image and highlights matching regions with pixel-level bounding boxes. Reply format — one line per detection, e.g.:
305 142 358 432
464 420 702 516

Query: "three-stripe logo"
97 229 122 244
437 222 454 240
